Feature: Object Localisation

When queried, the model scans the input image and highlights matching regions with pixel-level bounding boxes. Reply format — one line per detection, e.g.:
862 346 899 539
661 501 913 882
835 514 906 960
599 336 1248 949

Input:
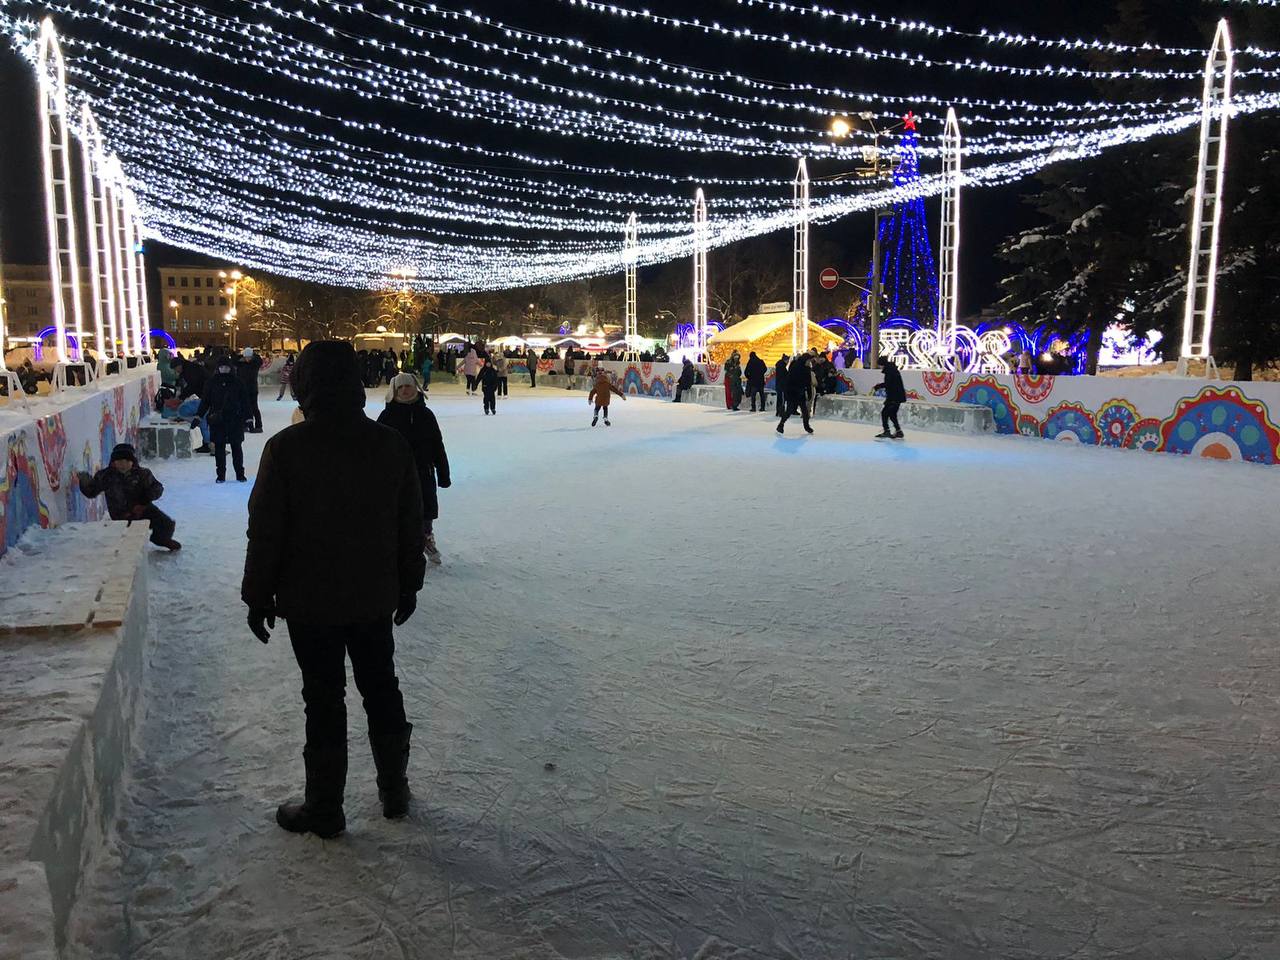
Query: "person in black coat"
236 347 264 433
673 357 696 402
243 340 425 838
477 358 500 414
378 373 451 565
874 358 907 439
171 355 207 401
744 351 767 412
773 355 789 418
197 354 250 482
776 354 814 435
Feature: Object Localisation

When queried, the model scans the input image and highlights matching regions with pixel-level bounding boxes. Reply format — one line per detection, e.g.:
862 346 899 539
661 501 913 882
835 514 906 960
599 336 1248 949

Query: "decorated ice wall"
0 374 158 556
840 369 1280 465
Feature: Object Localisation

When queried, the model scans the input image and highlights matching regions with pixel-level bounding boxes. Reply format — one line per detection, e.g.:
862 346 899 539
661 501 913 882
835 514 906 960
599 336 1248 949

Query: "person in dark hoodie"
197 353 250 483
673 357 696 402
378 372 451 565
773 354 789 418
243 340 425 838
236 347 264 433
477 357 500 414
77 443 181 550
776 354 814 435
874 357 907 439
744 351 767 412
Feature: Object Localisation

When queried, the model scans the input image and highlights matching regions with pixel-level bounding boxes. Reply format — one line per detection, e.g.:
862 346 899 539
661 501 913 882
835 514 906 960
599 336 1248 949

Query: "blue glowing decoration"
854 115 940 331
32 326 80 362
150 330 178 351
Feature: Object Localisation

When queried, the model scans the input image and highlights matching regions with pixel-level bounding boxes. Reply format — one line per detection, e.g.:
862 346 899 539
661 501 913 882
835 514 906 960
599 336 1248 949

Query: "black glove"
248 605 276 644
393 593 417 626
438 477 451 489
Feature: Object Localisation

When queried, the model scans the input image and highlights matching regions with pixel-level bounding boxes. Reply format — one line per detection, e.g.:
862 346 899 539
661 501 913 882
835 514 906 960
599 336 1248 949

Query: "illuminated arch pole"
113 177 140 357
792 157 809 355
128 194 151 355
37 17 86 374
1179 18 1233 376
79 104 113 372
623 212 638 359
937 107 961 364
692 189 708 360
101 160 130 359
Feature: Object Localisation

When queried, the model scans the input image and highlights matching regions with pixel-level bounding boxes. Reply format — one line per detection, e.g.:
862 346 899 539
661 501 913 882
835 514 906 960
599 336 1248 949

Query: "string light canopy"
1 3 1277 293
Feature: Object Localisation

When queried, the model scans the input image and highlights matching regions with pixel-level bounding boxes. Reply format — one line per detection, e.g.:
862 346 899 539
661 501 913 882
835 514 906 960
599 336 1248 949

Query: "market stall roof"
706 312 843 366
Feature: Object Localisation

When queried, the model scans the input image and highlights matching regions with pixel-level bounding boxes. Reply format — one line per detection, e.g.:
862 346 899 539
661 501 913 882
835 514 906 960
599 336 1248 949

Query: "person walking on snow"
744 351 767 412
275 353 296 401
236 347 264 433
477 357 500 414
197 354 250 482
777 354 814 435
378 372 451 565
673 357 696 402
493 350 509 396
463 346 480 395
77 443 181 551
724 351 743 410
587 371 626 426
243 340 425 839
773 354 789 419
874 357 907 440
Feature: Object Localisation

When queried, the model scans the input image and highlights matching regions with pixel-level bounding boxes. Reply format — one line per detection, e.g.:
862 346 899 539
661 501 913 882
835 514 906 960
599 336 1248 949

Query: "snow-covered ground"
70 382 1279 959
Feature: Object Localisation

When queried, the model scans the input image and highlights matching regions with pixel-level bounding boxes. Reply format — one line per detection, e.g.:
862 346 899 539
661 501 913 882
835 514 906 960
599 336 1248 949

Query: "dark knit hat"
109 443 137 463
293 340 366 414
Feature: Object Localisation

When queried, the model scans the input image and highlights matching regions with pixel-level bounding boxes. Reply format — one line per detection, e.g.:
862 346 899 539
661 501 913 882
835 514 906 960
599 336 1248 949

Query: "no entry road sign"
819 267 840 290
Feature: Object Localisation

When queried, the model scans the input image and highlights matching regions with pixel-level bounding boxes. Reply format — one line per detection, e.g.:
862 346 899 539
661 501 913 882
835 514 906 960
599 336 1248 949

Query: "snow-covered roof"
707 311 841 346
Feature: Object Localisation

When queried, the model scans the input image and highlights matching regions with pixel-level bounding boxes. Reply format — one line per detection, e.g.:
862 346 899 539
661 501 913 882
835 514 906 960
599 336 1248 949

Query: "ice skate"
874 430 893 439
425 534 442 565
892 431 905 440
592 415 598 426
604 417 611 426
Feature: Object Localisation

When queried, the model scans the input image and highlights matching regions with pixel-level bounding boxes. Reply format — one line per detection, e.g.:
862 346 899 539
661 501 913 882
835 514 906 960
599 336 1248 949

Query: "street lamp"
168 298 179 336
827 112 911 368
219 269 246 349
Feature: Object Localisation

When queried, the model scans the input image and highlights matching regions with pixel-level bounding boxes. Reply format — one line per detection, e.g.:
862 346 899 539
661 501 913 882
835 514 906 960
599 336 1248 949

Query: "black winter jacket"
877 362 907 403
677 362 696 388
176 361 207 400
785 358 810 401
236 354 262 396
377 397 451 521
242 409 425 625
744 355 767 387
774 358 788 392
197 372 250 444
477 366 499 393
78 464 163 520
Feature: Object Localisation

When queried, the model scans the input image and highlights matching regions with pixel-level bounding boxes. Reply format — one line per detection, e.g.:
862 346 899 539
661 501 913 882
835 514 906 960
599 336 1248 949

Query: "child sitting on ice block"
77 443 182 551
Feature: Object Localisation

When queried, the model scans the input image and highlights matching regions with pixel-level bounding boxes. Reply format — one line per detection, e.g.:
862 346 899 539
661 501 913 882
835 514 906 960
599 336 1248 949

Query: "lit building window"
167 276 175 287
180 277 188 287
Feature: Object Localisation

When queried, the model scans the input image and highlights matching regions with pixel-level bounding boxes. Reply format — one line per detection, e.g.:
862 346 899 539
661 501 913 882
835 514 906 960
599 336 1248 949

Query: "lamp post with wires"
219 269 244 350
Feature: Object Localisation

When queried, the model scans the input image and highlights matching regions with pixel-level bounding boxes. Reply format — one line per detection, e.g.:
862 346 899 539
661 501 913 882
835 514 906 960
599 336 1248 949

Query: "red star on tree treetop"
902 111 916 131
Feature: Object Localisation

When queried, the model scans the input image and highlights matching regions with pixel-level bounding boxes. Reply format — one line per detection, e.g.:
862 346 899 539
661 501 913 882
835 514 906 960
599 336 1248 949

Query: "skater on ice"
197 353 251 482
744 351 767 412
378 372 451 565
236 346 264 434
776 353 814 435
242 341 426 839
773 354 789 419
77 443 181 551
477 357 500 415
463 345 480 395
275 353 295 401
587 370 626 426
874 357 907 440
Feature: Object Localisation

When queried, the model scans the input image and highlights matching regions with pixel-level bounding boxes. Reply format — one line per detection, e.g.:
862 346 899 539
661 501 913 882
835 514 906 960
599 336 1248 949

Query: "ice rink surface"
71 382 1279 959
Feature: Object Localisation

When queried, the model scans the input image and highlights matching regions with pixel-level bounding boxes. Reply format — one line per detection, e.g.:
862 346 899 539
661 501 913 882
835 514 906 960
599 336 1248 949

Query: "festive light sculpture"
113 172 139 357
36 17 85 373
79 104 115 369
623 212 638 359
1179 19 1233 374
792 157 810 355
102 156 130 359
692 189 708 359
937 108 962 360
127 194 151 355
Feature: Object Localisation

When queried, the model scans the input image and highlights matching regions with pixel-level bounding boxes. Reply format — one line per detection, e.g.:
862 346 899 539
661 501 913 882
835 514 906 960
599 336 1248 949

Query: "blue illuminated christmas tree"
856 113 940 331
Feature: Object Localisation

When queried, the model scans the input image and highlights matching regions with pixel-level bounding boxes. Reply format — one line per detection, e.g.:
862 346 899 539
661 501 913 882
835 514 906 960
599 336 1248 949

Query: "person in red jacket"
587 372 626 426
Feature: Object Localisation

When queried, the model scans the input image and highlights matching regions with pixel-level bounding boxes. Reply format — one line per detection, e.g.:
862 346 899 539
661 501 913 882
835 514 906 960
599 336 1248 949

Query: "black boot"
369 723 412 819
277 744 347 838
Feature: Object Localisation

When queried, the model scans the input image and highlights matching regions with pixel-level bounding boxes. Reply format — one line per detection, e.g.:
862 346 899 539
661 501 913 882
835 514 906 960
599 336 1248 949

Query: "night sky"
0 0 1232 314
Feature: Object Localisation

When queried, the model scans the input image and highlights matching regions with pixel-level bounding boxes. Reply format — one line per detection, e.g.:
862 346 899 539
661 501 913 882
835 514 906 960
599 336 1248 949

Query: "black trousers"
747 385 765 410
778 397 811 431
134 505 176 545
674 384 685 403
882 401 902 433
248 394 262 432
482 389 497 413
287 617 407 749
529 367 536 388
593 403 610 420
465 374 478 392
214 440 244 479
